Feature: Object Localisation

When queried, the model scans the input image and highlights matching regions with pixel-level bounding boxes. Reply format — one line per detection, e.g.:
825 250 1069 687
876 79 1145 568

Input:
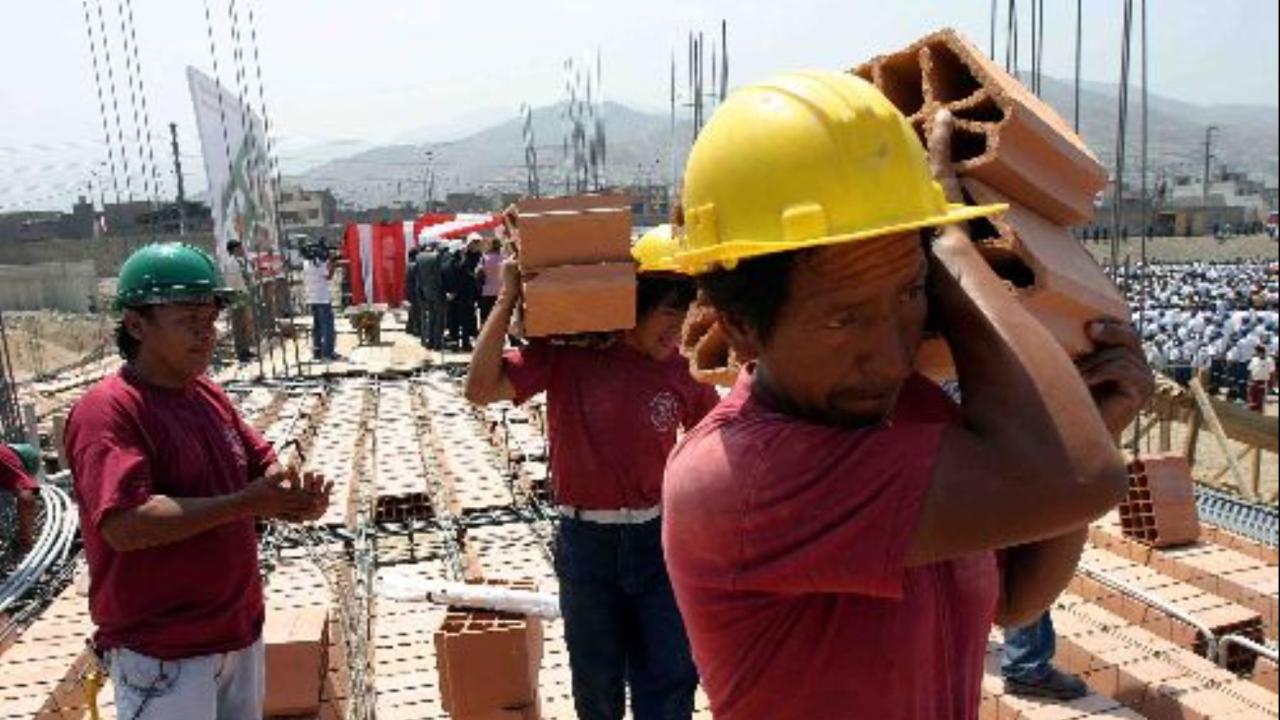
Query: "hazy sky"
2 0 1277 211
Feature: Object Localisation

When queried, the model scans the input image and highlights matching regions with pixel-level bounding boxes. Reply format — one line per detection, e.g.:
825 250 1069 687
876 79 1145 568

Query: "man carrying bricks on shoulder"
65 243 332 719
465 225 719 720
661 72 1154 719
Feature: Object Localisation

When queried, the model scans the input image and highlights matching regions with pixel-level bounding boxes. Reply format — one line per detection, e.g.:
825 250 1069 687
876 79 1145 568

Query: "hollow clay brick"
679 296 742 387
264 607 330 717
434 609 543 718
852 28 1106 226
965 178 1130 344
1077 548 1265 673
520 263 636 337
1119 455 1201 548
516 208 632 270
1254 655 1279 693
1051 594 1275 719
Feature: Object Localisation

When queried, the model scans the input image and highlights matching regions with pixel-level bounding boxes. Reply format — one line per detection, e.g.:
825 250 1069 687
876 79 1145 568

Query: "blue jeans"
310 303 336 359
556 517 698 720
1002 612 1056 681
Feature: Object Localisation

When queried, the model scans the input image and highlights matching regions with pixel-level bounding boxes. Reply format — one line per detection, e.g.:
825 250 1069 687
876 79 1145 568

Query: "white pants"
110 637 264 720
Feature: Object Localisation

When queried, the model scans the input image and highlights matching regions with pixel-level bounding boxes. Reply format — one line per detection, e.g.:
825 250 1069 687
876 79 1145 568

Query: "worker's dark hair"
408 246 421 260
115 306 155 361
226 239 242 253
636 274 698 320
697 250 801 345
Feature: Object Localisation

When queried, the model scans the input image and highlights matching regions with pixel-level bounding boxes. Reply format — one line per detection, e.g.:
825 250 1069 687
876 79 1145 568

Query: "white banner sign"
186 66 280 275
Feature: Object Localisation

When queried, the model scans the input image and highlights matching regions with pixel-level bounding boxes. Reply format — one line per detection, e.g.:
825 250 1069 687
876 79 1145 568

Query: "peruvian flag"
342 222 407 306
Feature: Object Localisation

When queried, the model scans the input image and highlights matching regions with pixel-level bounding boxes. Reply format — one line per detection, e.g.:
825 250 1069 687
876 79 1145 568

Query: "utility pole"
1202 125 1219 203
169 122 186 234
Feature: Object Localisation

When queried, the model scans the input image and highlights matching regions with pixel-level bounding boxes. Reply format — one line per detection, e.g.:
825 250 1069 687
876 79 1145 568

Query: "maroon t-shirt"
65 367 275 660
0 445 38 493
663 369 999 720
504 340 720 509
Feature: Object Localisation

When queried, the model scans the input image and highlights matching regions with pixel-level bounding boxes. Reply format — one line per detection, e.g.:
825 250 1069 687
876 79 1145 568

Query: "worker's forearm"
997 528 1088 627
931 230 1118 485
16 492 36 547
100 493 253 552
465 292 517 404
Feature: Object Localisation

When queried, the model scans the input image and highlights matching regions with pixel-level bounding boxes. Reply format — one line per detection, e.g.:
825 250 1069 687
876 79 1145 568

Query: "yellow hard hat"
631 224 684 274
678 71 1006 274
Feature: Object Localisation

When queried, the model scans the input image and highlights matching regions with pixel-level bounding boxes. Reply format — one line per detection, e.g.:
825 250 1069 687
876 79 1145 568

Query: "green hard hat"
115 243 238 310
6 443 40 475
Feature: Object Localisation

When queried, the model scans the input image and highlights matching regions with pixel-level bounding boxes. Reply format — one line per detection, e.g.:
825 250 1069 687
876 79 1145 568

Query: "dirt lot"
2 311 113 382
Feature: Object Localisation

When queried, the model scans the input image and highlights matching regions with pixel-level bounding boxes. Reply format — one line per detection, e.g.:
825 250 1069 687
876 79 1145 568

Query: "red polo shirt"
504 340 720 509
65 367 275 660
0 445 38 493
663 369 998 720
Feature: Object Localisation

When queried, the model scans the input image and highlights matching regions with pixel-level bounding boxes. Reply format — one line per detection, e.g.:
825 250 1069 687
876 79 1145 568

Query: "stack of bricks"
1089 512 1278 641
853 29 1129 380
1051 593 1279 718
433 580 544 720
264 558 336 718
515 195 635 338
1119 454 1201 548
1073 547 1266 673
979 635 1145 720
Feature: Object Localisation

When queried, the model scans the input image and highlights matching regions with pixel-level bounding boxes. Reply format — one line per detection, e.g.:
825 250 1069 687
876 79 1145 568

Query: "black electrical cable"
204 0 267 380
1074 0 1083 133
246 1 305 375
80 0 122 205
122 0 165 226
95 0 134 211
229 0 284 379
115 0 156 235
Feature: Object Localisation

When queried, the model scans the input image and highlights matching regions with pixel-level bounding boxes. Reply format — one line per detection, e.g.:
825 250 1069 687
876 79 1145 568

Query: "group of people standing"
406 232 506 351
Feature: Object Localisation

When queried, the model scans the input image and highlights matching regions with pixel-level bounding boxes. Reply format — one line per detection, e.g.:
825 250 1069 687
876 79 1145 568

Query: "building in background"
279 186 337 228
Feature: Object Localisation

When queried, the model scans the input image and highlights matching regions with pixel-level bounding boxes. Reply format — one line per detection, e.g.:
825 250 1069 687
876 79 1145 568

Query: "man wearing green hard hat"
661 72 1154 718
64 242 332 718
1 442 41 555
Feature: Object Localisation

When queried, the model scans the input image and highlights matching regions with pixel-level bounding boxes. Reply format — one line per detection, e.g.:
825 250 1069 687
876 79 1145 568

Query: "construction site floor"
1 318 1276 719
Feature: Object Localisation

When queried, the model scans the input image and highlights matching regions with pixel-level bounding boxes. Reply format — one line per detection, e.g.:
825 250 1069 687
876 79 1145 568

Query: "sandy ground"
1084 233 1278 265
1 311 113 382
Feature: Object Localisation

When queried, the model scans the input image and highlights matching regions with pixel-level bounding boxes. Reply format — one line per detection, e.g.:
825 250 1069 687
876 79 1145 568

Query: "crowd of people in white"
1120 260 1278 411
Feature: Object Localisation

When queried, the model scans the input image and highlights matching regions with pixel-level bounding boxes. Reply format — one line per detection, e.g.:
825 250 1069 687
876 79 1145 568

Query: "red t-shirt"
663 369 998 720
65 368 276 660
504 340 720 509
0 445 38 493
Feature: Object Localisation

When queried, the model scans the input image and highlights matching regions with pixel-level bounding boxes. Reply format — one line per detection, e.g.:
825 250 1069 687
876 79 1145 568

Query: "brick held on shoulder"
680 296 744 387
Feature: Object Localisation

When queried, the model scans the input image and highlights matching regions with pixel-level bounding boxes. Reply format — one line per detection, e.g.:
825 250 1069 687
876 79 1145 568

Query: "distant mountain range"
288 75 1278 209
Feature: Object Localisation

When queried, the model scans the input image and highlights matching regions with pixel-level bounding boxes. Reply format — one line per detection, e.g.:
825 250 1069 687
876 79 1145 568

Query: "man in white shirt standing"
302 240 338 361
1248 345 1276 413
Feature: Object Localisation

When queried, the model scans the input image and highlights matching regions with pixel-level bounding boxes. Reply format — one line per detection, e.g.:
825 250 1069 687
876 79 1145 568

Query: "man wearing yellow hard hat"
662 72 1153 718
465 224 718 720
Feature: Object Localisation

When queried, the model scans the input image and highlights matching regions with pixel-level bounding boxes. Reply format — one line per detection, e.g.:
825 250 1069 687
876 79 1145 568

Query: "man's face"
626 299 689 362
128 302 222 379
753 232 928 428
